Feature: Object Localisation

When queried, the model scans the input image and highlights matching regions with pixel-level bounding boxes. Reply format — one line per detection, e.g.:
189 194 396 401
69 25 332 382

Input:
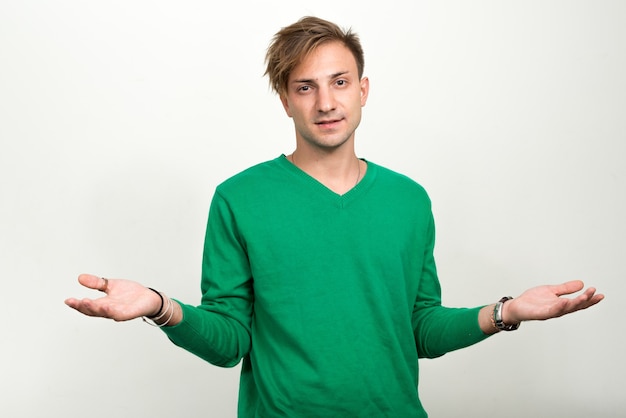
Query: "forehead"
290 41 358 81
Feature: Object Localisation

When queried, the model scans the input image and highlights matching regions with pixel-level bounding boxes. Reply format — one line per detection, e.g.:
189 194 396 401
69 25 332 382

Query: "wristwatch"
493 296 520 331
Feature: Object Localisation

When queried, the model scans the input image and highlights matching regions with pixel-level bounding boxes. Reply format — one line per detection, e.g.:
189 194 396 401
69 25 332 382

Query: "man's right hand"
65 274 169 322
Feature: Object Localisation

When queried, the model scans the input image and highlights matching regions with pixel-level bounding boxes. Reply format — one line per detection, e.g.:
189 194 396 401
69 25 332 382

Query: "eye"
297 85 311 93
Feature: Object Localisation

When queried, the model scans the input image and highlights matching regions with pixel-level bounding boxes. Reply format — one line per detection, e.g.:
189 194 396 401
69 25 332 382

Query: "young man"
66 16 603 417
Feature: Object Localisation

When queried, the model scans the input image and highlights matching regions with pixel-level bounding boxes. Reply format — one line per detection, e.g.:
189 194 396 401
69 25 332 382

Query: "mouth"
315 118 343 128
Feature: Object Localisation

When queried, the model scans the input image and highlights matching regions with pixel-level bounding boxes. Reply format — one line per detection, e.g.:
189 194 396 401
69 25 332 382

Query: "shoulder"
216 157 284 192
224 157 282 181
367 161 431 202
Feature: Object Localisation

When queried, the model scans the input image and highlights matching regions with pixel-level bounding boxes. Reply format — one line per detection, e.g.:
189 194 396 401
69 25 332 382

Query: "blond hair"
264 16 365 95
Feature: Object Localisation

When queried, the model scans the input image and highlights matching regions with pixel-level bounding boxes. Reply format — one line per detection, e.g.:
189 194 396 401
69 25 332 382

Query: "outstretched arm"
478 280 604 335
65 274 181 326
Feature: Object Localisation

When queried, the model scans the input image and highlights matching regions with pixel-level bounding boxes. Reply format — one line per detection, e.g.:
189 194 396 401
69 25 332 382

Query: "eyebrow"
291 70 350 85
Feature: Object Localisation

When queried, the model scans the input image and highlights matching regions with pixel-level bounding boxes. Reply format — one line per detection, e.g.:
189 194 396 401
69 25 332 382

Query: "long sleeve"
412 210 490 358
162 190 253 367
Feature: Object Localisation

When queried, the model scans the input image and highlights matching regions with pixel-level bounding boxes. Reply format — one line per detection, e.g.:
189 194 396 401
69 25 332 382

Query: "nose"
316 86 336 113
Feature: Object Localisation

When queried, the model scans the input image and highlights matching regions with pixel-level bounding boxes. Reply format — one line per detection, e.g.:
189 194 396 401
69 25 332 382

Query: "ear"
280 94 293 118
360 77 370 107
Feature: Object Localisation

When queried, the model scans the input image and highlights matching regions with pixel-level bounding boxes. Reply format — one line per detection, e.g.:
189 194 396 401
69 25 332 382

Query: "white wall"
1 1 624 417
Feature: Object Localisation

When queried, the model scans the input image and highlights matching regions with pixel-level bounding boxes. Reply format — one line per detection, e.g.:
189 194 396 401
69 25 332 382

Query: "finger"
591 293 605 305
552 280 585 297
99 278 109 293
561 288 604 314
78 274 108 292
65 297 101 317
578 288 604 306
573 287 601 305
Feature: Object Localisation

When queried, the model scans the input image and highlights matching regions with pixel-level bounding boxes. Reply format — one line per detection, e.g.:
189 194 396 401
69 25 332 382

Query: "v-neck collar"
278 154 375 207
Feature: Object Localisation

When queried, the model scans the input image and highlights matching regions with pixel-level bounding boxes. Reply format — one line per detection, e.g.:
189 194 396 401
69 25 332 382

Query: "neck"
289 149 363 195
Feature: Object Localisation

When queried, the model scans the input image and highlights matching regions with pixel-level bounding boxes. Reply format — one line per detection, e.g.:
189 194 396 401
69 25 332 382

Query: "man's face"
280 41 369 152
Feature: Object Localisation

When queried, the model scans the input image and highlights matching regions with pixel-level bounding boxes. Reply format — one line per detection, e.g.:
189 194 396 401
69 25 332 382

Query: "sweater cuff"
464 305 492 343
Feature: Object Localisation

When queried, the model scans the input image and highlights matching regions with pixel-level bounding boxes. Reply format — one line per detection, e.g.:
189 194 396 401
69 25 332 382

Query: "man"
66 16 603 417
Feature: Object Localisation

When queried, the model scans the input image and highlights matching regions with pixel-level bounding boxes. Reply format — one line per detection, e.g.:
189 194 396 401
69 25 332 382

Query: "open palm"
65 274 160 321
506 280 604 324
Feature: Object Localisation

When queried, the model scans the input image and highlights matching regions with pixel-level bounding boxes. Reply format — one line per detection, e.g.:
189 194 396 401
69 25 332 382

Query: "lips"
315 118 343 127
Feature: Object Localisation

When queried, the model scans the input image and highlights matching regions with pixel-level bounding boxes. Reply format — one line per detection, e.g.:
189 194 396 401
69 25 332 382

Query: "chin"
312 138 351 150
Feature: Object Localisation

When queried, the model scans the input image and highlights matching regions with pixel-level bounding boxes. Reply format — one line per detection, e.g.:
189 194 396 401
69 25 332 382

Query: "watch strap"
493 296 520 331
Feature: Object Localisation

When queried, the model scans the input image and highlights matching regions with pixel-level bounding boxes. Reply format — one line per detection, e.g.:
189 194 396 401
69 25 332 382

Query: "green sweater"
163 155 489 417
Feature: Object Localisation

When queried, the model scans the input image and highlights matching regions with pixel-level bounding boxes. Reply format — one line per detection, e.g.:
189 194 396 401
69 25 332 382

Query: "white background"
1 1 624 417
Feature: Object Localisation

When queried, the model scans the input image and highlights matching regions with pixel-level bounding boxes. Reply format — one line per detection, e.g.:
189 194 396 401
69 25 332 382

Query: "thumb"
78 274 108 292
